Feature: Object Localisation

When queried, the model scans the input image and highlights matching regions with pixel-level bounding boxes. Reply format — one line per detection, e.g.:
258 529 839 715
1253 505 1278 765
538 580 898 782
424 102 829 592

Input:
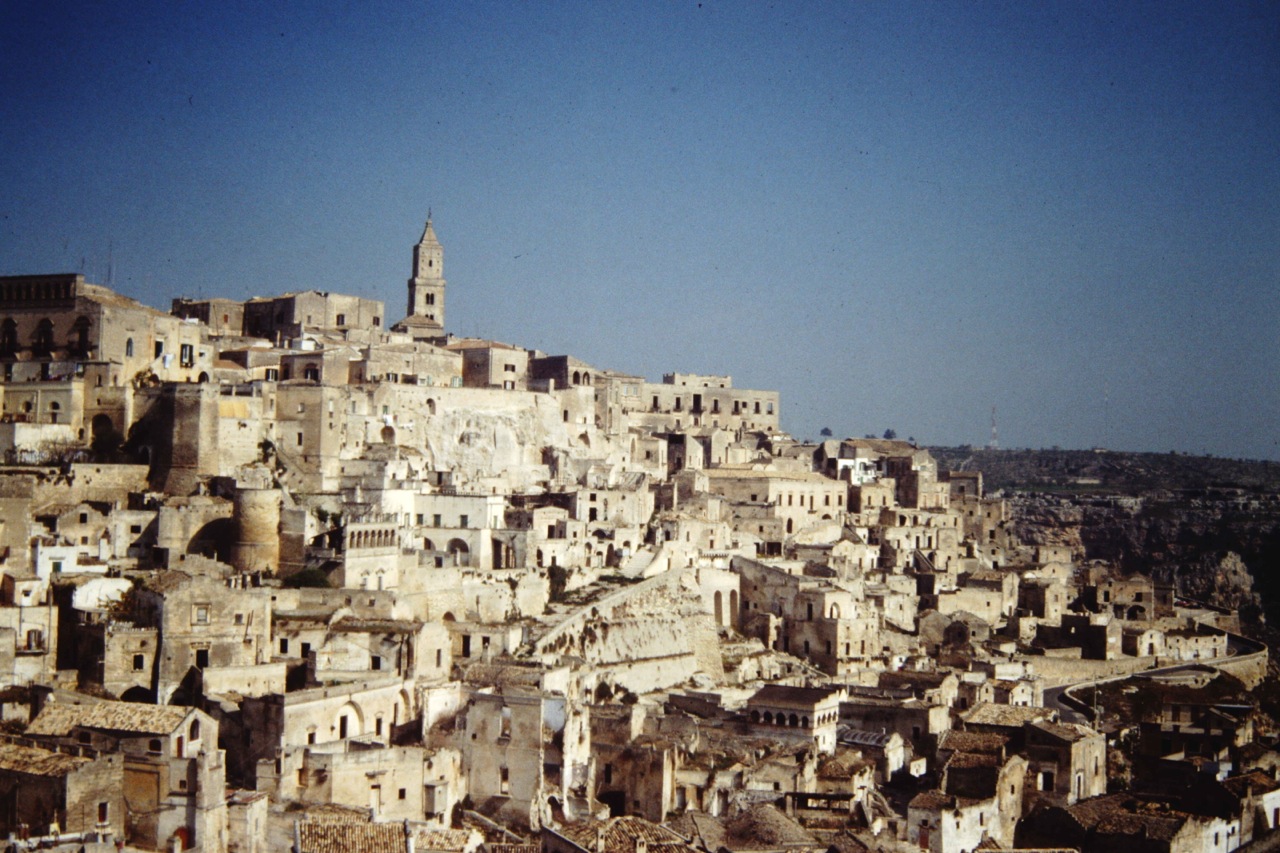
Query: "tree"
883 429 897 440
819 427 833 438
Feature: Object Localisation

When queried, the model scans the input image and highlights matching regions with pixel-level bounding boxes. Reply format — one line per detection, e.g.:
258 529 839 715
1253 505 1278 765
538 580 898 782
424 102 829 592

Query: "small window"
193 605 209 625
280 638 289 654
148 739 162 754
399 787 407 800
195 649 209 668
133 654 145 671
371 655 382 671
98 802 109 824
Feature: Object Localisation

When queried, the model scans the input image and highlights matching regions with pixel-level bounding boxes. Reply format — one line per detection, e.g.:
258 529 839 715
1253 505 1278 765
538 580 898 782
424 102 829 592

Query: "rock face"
1179 551 1257 611
1009 489 1280 622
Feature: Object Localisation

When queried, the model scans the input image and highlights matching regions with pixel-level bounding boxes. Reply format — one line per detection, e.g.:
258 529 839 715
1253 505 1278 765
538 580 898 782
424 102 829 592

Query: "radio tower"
987 406 999 450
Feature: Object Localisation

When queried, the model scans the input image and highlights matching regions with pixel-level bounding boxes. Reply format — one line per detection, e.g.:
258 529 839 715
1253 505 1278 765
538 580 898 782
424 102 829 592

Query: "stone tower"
407 217 445 330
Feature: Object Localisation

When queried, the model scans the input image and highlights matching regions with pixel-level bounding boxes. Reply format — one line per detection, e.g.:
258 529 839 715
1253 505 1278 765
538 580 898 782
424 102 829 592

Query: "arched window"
70 316 91 355
0 319 16 356
125 338 134 358
32 318 54 356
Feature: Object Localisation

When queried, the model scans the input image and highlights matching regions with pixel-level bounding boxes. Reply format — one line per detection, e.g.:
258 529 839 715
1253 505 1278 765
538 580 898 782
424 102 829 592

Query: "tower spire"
394 215 446 337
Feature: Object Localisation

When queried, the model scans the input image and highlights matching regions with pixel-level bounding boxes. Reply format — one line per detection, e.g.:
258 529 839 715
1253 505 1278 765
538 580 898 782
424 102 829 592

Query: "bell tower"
407 216 445 330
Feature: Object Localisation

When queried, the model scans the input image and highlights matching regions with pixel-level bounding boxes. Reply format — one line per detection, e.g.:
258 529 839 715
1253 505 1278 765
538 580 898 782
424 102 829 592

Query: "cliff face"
1010 490 1280 620
925 446 1280 624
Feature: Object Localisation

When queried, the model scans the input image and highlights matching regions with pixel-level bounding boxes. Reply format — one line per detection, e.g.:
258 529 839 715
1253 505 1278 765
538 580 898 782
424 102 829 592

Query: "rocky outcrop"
1009 490 1280 623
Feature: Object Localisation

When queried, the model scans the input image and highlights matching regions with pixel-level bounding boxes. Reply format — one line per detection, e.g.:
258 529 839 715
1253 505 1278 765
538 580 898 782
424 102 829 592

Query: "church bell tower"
407 216 445 330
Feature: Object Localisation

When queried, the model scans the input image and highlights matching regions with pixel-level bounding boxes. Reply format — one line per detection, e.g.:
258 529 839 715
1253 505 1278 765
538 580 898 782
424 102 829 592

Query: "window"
399 788 406 800
148 739 163 754
195 649 209 668
133 654 145 671
280 638 289 654
98 802 109 825
193 605 209 625
371 655 382 671
154 341 164 358
336 314 346 326
459 515 468 528
265 368 279 381
180 343 194 367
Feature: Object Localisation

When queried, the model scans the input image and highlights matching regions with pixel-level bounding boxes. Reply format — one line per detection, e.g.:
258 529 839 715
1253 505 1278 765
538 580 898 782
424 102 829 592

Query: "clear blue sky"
3 1 1277 459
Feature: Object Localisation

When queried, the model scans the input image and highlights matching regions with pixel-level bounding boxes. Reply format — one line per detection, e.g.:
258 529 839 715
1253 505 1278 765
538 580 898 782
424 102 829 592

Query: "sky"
2 1 1278 459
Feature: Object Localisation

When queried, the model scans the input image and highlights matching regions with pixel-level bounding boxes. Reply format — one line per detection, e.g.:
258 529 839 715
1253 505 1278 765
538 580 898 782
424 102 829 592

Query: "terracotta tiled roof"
748 684 840 708
558 815 688 853
962 702 1055 728
1063 794 1191 842
945 751 1000 770
0 741 91 776
1028 721 1097 743
298 821 405 853
27 698 192 737
938 730 1008 754
415 829 478 852
1221 770 1280 797
908 790 956 810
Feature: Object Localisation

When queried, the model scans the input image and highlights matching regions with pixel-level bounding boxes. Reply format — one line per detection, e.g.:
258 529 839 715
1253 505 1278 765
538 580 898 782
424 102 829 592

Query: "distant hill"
928 446 1280 494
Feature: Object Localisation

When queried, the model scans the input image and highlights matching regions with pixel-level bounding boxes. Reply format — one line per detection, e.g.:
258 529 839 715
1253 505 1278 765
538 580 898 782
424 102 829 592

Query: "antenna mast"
987 406 999 450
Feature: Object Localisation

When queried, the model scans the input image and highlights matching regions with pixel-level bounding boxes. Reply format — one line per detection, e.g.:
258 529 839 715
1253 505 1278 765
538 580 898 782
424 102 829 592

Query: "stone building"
25 699 226 852
0 739 124 842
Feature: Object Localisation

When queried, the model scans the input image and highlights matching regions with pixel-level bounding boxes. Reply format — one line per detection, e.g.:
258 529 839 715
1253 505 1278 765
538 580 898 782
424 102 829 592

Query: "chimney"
596 826 607 853
405 819 415 853
635 841 647 853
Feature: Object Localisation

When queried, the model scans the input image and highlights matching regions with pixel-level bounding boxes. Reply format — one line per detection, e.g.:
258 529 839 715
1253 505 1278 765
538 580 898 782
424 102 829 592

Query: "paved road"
1045 631 1266 727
